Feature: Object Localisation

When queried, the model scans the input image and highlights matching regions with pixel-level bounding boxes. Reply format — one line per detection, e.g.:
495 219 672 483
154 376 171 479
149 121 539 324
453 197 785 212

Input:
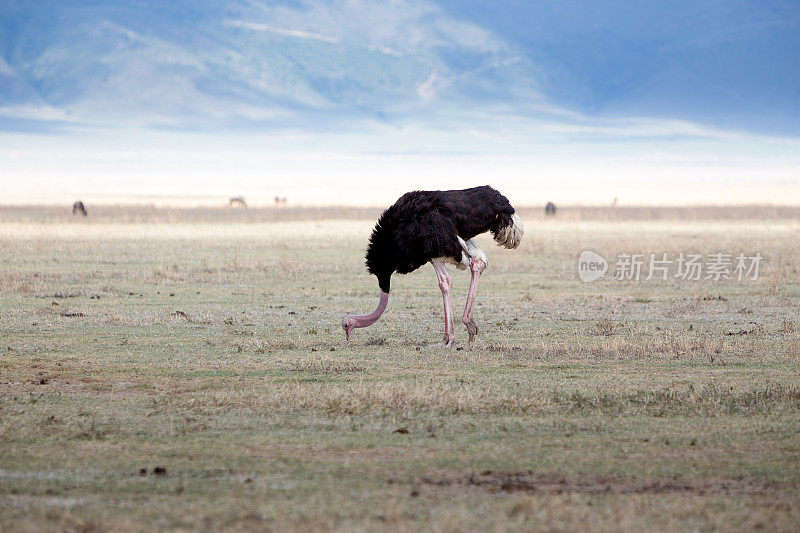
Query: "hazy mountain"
437 0 800 134
0 0 798 134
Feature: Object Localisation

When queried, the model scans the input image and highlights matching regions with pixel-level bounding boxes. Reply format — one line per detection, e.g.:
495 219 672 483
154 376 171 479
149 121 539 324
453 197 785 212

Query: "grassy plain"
1 205 799 531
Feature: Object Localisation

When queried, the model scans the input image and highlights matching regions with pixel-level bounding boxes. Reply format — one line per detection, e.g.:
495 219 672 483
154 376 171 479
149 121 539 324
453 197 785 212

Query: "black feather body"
365 186 517 292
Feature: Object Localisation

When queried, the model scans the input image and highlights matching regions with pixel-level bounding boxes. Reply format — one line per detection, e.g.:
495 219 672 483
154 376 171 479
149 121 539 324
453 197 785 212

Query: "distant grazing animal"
274 196 287 206
342 185 523 347
228 197 247 209
545 201 557 216
72 201 87 217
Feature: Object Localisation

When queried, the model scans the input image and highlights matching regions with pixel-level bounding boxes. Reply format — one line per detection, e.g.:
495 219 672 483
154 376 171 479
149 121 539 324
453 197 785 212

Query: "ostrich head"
342 316 356 341
341 291 389 341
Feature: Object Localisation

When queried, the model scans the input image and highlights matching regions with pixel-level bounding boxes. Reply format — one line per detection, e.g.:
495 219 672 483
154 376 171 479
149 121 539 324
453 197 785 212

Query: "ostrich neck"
351 291 389 328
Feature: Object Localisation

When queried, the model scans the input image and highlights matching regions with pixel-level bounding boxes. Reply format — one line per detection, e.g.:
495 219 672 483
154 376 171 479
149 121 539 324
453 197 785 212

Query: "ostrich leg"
462 239 487 343
431 259 454 347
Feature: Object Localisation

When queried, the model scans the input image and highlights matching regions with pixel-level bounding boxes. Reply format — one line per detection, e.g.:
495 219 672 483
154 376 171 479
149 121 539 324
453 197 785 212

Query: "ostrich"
72 201 87 216
342 185 523 347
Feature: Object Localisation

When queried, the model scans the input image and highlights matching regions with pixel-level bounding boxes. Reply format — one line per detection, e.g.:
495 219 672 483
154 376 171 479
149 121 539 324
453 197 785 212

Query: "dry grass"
1 205 799 531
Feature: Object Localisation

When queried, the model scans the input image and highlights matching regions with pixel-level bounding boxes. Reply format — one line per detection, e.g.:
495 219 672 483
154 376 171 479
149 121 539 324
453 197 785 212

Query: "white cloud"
417 72 453 100
226 20 340 44
241 0 506 54
0 104 73 122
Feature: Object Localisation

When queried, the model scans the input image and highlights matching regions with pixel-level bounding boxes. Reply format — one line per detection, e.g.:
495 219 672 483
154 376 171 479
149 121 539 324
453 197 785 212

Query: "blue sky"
1 1 799 204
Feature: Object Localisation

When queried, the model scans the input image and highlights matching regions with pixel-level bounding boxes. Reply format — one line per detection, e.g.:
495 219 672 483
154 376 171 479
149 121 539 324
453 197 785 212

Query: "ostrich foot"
429 336 454 348
464 319 478 343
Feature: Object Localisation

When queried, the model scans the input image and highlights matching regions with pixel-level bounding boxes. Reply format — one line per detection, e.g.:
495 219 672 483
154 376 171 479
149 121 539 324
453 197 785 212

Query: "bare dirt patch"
406 470 783 496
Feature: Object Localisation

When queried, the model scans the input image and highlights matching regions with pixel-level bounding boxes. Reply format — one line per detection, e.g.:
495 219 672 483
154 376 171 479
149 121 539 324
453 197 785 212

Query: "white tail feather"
495 213 524 249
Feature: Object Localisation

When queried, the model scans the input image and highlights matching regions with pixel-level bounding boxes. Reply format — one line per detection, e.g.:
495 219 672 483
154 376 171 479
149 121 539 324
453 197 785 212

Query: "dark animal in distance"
545 201 557 216
342 185 523 347
228 197 247 208
72 201 87 217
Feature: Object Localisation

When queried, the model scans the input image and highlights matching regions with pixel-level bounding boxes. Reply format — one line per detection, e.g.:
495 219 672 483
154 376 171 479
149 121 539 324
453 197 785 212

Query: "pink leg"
462 258 486 343
431 260 454 347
